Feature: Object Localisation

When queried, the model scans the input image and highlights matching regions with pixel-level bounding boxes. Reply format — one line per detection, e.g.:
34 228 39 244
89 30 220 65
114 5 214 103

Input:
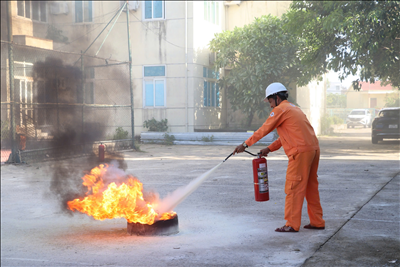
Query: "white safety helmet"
265 82 288 99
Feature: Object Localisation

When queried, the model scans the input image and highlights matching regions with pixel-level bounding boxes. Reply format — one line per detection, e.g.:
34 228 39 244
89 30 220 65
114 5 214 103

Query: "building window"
15 79 34 127
75 1 93 23
14 61 34 127
204 1 219 25
17 1 47 22
144 1 164 20
203 67 220 107
143 66 166 107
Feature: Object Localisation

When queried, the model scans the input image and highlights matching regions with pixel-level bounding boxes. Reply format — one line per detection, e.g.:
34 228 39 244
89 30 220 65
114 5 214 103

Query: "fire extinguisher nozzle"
223 152 233 162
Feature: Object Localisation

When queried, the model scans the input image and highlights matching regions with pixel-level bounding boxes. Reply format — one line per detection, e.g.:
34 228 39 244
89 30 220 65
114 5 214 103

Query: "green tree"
384 92 400 107
285 1 400 89
327 93 347 108
209 15 304 127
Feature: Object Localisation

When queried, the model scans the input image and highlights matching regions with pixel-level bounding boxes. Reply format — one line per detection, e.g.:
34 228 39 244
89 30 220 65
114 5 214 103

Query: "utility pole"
7 1 19 163
126 1 136 149
81 50 85 142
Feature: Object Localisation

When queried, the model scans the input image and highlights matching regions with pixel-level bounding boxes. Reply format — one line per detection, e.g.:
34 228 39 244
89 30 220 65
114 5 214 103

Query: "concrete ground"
1 127 399 267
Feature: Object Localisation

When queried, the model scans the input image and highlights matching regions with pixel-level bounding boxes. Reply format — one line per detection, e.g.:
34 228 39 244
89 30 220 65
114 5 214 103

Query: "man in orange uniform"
233 82 325 232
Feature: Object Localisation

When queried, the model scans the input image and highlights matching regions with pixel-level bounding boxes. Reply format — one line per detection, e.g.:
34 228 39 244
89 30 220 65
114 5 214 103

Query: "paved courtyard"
1 130 399 266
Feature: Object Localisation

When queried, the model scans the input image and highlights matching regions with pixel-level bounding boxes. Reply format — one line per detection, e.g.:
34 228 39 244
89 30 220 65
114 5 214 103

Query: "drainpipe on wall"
185 1 188 132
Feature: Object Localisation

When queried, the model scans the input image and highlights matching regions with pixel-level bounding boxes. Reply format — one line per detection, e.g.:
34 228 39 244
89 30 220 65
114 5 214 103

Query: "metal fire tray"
127 214 179 236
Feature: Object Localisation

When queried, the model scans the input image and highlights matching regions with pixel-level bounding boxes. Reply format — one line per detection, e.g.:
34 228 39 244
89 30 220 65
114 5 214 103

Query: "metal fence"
326 108 379 124
1 41 134 163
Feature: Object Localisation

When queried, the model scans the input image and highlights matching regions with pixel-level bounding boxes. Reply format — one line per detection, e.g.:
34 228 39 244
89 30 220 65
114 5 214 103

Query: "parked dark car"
371 107 400 144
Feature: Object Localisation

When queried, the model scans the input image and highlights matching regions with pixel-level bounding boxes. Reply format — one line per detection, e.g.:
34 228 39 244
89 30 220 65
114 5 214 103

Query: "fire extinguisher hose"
244 150 258 157
223 150 259 162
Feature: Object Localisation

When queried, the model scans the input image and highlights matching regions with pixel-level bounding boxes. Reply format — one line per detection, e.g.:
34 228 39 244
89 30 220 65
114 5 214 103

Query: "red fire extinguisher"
252 154 269 202
223 150 269 202
99 143 105 162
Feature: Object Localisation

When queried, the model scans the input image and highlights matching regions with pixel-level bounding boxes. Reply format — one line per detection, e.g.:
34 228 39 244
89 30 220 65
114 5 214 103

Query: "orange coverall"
245 100 325 231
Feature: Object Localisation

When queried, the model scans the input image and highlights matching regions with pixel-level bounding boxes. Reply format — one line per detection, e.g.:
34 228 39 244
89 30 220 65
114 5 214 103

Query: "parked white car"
346 109 372 128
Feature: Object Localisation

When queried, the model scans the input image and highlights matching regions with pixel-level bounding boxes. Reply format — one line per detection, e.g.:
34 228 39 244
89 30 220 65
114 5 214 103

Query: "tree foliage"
327 93 347 108
209 15 305 126
384 92 400 107
285 1 400 89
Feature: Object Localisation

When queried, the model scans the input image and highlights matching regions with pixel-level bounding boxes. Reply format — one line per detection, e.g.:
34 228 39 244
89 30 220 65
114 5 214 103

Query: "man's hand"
233 144 246 155
260 147 270 157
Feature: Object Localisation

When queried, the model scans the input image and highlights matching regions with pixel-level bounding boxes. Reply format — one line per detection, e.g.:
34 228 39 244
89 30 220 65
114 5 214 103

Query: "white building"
2 1 325 137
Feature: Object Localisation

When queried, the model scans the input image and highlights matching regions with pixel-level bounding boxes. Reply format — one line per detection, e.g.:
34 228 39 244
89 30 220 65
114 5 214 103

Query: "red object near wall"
18 135 26 151
252 156 269 202
99 143 105 162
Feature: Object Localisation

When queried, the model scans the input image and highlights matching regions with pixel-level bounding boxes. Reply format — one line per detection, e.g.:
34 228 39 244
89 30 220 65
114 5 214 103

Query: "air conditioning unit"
50 2 69 15
224 1 242 6
120 1 139 11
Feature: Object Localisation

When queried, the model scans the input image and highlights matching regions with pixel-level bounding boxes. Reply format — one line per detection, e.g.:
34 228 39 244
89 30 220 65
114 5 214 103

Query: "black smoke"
31 57 127 213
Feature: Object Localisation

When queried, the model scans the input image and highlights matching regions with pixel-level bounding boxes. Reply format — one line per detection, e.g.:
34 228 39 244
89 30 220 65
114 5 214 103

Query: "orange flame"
67 164 175 225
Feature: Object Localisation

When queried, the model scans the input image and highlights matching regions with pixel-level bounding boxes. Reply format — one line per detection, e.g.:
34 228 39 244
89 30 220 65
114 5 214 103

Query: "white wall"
191 1 226 130
297 77 326 135
225 1 291 30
